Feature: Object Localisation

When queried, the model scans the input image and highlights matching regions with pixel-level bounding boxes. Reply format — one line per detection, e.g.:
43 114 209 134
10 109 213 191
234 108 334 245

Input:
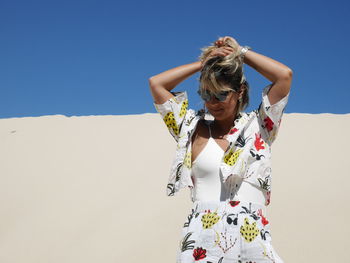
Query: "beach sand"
0 112 349 263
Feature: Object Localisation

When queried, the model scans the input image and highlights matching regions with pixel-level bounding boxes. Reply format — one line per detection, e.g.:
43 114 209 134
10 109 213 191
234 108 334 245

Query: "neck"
212 110 240 135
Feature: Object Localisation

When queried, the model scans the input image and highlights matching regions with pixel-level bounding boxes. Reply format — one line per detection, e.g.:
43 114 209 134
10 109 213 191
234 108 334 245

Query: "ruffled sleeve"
153 91 189 143
257 84 290 145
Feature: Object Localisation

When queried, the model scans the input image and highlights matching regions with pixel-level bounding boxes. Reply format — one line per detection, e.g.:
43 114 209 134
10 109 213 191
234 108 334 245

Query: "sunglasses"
197 89 234 102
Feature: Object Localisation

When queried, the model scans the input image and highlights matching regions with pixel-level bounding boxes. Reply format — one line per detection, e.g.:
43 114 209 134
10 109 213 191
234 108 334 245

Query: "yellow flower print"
179 99 188 118
163 112 179 136
240 217 260 242
201 210 220 229
184 151 192 169
223 148 243 166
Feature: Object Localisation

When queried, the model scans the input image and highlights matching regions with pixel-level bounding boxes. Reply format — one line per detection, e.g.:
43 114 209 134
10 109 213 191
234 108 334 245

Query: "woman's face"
204 86 243 120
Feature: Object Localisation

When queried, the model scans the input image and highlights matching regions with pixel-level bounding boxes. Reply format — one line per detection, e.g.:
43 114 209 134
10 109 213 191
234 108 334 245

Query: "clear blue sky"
1 0 349 119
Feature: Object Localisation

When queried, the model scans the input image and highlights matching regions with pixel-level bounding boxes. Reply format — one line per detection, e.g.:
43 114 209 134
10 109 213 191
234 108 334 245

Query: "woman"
149 36 292 263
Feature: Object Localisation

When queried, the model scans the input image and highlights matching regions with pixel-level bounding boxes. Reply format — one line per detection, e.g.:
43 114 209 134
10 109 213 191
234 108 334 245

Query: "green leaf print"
181 232 195 252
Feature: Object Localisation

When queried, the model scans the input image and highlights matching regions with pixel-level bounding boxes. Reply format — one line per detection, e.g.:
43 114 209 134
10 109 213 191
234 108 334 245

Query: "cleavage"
191 120 229 163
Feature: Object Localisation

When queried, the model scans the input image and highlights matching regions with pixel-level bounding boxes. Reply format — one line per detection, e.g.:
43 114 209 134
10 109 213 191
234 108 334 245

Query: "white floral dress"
153 84 290 262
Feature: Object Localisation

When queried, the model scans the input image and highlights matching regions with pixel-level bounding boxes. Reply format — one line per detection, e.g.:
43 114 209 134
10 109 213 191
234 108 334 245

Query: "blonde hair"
197 37 250 113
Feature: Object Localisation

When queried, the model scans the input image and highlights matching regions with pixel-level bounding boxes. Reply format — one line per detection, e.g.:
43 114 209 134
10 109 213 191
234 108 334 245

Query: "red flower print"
229 200 240 207
254 133 265 151
257 209 269 226
229 128 238 135
263 116 274 132
193 247 207 260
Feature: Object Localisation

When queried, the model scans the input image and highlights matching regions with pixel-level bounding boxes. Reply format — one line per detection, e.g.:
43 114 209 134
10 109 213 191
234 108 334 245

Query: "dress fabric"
191 121 266 206
153 83 290 263
177 122 284 262
177 200 284 263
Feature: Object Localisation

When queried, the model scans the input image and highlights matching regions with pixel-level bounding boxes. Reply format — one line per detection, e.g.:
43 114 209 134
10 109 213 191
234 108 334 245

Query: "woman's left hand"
209 46 235 57
214 36 241 49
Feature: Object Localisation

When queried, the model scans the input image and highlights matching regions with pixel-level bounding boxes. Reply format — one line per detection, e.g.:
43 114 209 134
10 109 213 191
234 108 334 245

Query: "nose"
206 101 222 112
208 97 220 104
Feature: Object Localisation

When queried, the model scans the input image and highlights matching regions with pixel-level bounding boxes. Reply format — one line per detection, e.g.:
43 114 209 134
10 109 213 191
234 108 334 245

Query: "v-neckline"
192 137 224 164
191 121 228 164
208 122 228 151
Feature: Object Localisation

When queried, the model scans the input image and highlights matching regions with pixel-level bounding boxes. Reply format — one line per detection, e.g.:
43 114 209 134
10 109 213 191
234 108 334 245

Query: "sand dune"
0 113 349 263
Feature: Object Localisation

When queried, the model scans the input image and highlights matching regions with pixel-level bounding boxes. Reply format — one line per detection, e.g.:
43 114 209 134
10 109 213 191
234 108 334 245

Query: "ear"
238 84 245 99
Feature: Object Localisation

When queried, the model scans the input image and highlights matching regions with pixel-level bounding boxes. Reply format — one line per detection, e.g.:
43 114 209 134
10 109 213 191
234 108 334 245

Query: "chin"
210 109 224 115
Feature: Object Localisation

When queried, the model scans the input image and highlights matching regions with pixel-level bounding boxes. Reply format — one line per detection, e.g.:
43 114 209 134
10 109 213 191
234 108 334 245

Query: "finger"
215 48 230 56
219 49 229 54
222 46 234 51
217 38 224 44
213 51 225 56
215 52 223 57
218 48 226 53
215 41 223 47
223 50 233 55
221 48 232 54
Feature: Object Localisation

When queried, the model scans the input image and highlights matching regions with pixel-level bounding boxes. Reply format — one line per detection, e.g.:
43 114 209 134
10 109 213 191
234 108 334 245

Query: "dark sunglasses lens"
198 89 210 102
198 89 231 102
203 93 211 102
216 91 230 101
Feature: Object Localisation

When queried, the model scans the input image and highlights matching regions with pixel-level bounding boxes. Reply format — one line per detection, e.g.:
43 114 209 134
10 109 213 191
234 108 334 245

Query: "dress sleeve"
257 84 290 145
153 91 189 143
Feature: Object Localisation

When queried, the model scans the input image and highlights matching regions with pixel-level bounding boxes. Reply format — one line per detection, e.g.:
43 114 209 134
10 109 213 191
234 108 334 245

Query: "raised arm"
217 37 293 105
243 50 292 105
149 61 202 104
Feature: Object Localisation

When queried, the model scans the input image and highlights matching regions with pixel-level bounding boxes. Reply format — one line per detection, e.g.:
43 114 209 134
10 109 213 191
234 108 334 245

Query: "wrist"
198 60 205 70
239 46 252 63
